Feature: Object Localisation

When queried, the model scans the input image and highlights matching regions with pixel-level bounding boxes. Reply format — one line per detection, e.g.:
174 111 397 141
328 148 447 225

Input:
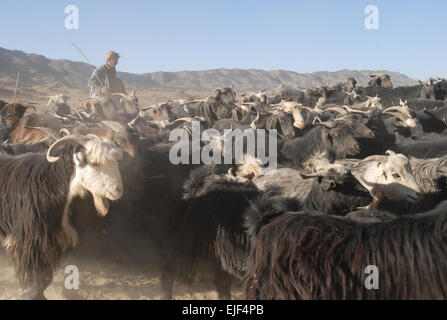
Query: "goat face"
215 87 237 105
405 117 423 131
143 103 173 122
267 111 295 140
314 171 371 214
278 103 305 130
0 103 28 128
71 137 124 216
364 96 383 111
380 154 421 202
352 151 422 203
121 92 139 115
323 125 360 159
291 108 305 129
344 116 375 138
48 94 69 106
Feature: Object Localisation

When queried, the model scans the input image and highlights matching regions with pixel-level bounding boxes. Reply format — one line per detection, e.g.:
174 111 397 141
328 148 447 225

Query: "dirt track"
0 251 244 300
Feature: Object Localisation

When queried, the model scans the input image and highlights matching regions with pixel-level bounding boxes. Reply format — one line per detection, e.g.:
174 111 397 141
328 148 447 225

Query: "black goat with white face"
0 135 123 299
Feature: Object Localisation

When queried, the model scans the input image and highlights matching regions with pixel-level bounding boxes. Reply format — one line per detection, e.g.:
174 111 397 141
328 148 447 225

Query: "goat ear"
320 179 336 191
279 116 295 139
74 150 87 167
351 160 377 195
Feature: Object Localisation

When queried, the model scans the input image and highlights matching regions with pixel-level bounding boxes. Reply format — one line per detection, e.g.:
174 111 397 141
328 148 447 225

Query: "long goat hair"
244 195 447 300
0 148 76 288
170 165 262 284
160 165 301 299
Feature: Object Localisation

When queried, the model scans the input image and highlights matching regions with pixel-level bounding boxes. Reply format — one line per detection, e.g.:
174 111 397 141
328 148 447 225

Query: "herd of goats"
1 73 447 300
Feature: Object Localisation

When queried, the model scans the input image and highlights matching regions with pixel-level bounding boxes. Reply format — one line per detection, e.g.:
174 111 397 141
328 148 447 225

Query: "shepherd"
87 50 127 116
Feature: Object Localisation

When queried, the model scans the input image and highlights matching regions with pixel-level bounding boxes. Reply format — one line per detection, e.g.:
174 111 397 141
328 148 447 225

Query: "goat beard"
93 195 110 216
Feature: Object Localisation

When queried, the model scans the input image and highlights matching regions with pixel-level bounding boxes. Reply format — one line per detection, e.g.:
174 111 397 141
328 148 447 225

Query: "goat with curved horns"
0 134 124 299
112 90 139 115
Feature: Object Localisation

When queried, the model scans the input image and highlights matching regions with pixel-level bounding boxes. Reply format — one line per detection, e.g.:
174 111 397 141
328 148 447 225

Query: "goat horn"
385 150 397 156
334 114 348 121
301 106 316 113
250 110 260 130
383 111 408 123
383 106 405 113
312 116 322 126
315 118 337 128
164 117 196 129
140 104 156 111
112 93 127 98
342 105 369 114
360 155 387 164
46 134 87 163
171 117 196 123
383 106 413 118
128 111 143 128
179 99 208 105
59 128 71 137
299 171 324 179
322 107 347 115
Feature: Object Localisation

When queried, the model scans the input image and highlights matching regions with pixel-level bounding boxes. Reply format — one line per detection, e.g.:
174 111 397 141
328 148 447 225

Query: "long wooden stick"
71 42 105 88
13 72 20 102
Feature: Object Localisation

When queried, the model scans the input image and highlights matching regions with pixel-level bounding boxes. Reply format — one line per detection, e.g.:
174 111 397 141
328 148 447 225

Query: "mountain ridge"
0 47 418 92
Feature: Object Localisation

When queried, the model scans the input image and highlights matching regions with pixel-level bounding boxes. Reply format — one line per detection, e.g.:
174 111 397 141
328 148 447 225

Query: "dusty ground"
0 251 245 300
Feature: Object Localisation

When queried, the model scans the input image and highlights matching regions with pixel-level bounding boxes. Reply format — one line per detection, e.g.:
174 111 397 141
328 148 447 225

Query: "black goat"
393 135 447 158
244 196 447 299
160 166 261 299
160 166 299 299
281 114 375 166
253 167 371 215
0 140 53 155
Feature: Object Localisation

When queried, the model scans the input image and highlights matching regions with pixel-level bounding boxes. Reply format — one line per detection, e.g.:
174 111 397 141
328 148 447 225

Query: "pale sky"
0 0 445 79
